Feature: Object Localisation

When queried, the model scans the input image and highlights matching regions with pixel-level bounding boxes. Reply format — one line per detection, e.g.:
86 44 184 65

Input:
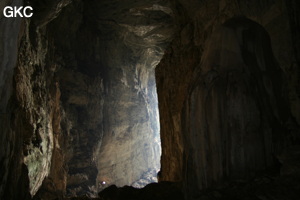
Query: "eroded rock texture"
79 0 174 191
156 0 300 199
2 0 174 199
48 0 174 196
183 16 290 194
0 0 30 199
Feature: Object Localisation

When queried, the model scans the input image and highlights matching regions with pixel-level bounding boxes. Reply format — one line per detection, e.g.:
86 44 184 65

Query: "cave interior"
0 0 300 200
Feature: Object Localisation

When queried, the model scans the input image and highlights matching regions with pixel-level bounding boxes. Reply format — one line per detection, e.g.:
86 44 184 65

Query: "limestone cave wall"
156 0 300 199
1 0 174 199
0 0 29 199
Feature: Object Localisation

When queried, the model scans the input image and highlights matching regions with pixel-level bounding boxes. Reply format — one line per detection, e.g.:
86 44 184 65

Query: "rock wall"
1 0 73 199
183 16 290 195
46 0 175 196
286 0 300 125
84 0 174 190
0 0 30 199
2 0 175 198
156 0 299 199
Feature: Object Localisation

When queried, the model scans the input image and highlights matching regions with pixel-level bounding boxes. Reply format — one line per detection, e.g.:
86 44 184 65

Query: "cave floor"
62 168 300 200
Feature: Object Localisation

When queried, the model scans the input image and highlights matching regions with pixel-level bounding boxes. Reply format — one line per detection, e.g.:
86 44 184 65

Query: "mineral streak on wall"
156 0 299 199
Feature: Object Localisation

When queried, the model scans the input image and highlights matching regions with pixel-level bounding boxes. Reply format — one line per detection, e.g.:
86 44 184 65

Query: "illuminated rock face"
30 0 174 197
86 1 174 190
13 0 173 198
55 0 174 195
1 0 173 198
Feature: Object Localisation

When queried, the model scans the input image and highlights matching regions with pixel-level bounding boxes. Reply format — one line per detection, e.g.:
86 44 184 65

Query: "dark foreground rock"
63 171 300 200
62 150 300 200
192 172 300 200
98 182 184 200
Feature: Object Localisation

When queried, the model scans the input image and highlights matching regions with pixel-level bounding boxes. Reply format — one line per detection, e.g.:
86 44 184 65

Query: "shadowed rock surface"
156 1 300 199
183 16 290 194
98 182 184 200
